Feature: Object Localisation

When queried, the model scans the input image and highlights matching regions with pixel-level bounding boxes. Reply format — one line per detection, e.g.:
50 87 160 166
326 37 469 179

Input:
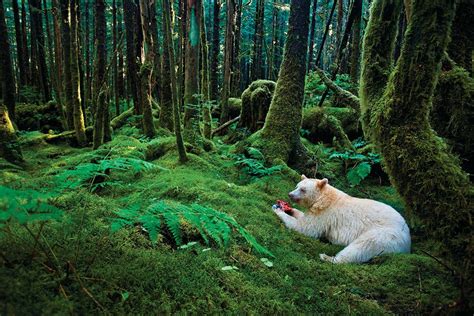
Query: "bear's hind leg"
322 232 384 264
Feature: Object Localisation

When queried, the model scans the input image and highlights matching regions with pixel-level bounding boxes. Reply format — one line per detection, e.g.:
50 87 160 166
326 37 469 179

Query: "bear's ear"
301 174 308 180
317 178 328 189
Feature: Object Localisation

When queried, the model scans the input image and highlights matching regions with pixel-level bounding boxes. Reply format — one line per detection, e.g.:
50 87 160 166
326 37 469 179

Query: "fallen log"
211 116 241 137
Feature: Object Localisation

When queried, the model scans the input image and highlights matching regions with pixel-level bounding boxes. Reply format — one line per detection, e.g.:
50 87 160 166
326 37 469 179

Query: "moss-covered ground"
0 128 459 314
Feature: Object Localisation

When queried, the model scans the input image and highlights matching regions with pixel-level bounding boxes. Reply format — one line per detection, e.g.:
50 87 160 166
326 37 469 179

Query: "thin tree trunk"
123 0 141 115
251 0 265 81
307 0 318 73
314 0 337 68
52 0 63 118
159 0 174 131
70 0 87 146
349 0 362 83
268 1 280 80
113 0 119 116
0 0 16 121
30 0 50 101
92 0 109 148
200 1 212 139
138 0 157 138
21 0 30 84
183 0 203 144
209 0 220 101
231 0 242 96
60 0 74 130
43 0 57 101
163 0 188 162
12 0 27 87
84 0 91 113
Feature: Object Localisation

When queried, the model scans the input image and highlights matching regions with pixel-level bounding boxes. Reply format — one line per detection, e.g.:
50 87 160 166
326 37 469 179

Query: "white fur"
274 176 411 263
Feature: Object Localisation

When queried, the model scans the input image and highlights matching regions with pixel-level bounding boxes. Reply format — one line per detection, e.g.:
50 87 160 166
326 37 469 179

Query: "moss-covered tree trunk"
163 0 188 163
0 0 16 122
70 0 87 146
448 2 474 75
349 0 362 83
139 0 157 138
251 0 265 81
183 0 203 145
360 0 473 305
0 105 23 165
93 0 108 149
251 0 311 166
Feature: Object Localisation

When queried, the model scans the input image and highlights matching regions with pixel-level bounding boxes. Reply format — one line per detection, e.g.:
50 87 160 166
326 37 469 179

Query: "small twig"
68 261 106 312
211 116 241 136
420 249 456 275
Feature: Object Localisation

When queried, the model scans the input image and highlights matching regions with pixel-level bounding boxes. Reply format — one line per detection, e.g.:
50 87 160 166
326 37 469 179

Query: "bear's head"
288 175 328 208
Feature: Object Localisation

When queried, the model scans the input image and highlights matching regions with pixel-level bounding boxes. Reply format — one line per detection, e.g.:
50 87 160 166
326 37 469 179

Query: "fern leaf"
163 212 182 245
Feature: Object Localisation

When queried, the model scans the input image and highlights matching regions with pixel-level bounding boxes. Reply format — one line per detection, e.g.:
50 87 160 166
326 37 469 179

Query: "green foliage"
230 147 283 181
329 139 381 186
110 200 274 257
0 185 63 229
54 156 165 192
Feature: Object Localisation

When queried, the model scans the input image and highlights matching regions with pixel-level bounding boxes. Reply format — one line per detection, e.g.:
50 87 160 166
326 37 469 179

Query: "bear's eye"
300 188 306 193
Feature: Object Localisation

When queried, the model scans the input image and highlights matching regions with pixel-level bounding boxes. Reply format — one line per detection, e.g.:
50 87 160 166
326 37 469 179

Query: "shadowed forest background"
0 0 473 314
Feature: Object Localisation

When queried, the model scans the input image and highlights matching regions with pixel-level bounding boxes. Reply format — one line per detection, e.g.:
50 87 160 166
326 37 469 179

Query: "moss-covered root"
0 105 23 165
239 80 276 132
361 0 474 307
252 0 311 167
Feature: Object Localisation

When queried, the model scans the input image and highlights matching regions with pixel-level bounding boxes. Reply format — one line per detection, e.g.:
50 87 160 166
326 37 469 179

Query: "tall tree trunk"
43 0 57 101
149 0 161 102
123 0 141 115
360 0 473 305
314 0 337 69
219 0 237 123
12 0 27 87
448 2 474 74
306 0 318 73
336 0 343 57
177 0 187 111
349 0 362 83
21 0 30 84
252 0 312 168
84 0 91 112
209 0 220 101
0 0 16 121
30 0 50 101
92 0 109 148
231 0 242 96
138 0 157 138
117 4 125 100
113 0 119 116
159 0 174 131
60 0 74 130
163 0 188 162
52 0 63 118
268 1 280 80
251 0 265 81
200 1 212 139
70 0 87 146
183 0 203 145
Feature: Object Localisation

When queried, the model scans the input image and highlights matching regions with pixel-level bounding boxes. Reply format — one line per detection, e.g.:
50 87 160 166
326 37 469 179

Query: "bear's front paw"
319 253 335 263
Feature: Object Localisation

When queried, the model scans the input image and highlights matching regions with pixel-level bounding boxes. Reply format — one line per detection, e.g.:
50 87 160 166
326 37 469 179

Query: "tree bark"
159 0 174 131
20 0 30 84
200 1 212 139
0 0 17 121
123 0 141 115
360 0 473 303
314 0 337 69
349 0 362 83
306 0 318 73
12 0 27 87
60 0 74 130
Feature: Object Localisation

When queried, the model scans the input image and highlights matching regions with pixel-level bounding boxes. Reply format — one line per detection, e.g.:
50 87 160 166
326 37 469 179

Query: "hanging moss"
360 0 474 305
432 63 474 178
251 0 312 170
238 80 276 132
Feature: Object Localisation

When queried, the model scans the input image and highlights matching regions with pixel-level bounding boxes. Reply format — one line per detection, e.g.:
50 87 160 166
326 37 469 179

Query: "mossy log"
238 80 276 132
302 107 359 148
15 102 63 132
360 0 473 303
110 107 134 130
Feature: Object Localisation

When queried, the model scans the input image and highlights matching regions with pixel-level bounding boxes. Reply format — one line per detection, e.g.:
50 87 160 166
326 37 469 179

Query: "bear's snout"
288 192 299 202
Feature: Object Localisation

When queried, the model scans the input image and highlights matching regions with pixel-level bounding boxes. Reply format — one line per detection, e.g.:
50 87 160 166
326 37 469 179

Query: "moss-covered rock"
15 102 63 132
238 80 276 132
227 98 242 118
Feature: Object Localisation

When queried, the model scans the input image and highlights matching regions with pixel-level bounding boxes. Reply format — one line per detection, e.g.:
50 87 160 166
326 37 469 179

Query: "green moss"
239 80 276 132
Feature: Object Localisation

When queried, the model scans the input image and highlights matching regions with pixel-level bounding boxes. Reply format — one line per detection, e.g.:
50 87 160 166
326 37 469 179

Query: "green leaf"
260 258 274 267
347 162 372 186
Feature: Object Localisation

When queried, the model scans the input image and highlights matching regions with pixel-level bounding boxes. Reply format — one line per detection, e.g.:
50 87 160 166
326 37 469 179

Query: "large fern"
111 201 274 257
54 157 167 192
0 185 63 229
231 147 283 181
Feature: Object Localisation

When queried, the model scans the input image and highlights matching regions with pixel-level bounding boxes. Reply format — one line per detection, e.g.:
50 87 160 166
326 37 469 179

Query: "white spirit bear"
273 175 411 263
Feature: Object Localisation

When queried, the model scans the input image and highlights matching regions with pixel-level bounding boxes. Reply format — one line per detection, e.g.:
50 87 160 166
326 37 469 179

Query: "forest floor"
0 123 460 314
